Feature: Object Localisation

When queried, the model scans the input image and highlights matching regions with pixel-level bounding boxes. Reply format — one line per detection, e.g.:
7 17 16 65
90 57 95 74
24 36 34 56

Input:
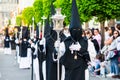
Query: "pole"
41 16 47 38
31 17 34 80
31 51 34 80
32 17 34 39
30 26 32 39
20 26 22 39
38 22 41 39
56 31 60 80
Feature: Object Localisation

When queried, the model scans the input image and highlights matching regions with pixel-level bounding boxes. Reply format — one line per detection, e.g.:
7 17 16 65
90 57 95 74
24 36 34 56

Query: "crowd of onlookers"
82 24 120 79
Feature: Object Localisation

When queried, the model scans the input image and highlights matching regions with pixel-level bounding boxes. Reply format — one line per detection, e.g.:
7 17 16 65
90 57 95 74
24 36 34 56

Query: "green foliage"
16 15 22 26
79 0 120 22
22 7 35 26
8 19 11 26
33 0 53 24
54 0 72 25
33 0 43 23
78 0 93 22
43 0 51 16
20 0 120 27
54 0 93 25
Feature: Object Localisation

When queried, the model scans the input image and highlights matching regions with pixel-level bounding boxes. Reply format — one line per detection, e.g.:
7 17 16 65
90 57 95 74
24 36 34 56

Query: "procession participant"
19 27 30 69
15 37 20 63
59 22 70 42
31 30 40 80
45 2 58 80
4 27 11 54
58 0 90 80
36 24 44 80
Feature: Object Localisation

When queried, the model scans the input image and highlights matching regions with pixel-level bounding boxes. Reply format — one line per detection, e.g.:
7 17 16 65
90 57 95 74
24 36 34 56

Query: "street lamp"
51 8 66 80
51 8 66 39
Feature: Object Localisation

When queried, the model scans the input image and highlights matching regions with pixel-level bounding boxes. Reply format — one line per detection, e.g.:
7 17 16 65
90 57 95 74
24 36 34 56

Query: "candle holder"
51 8 66 80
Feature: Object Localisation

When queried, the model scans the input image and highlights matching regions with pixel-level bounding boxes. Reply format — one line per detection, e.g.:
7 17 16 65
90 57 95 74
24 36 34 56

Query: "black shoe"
112 75 119 78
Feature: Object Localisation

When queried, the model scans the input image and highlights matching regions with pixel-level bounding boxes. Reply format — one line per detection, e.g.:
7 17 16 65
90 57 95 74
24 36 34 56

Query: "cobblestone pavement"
0 48 119 80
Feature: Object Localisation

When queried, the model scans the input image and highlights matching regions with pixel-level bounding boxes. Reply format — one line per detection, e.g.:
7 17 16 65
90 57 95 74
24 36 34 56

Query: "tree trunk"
85 22 89 29
100 21 105 48
108 19 115 27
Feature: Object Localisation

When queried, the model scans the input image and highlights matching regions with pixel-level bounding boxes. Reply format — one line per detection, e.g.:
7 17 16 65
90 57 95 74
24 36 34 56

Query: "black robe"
37 40 45 80
19 40 29 57
59 31 67 42
46 30 59 80
4 36 10 48
60 37 90 80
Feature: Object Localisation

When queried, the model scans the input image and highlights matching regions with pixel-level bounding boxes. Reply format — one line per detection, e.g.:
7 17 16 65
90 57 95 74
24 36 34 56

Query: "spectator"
106 30 120 79
93 29 102 52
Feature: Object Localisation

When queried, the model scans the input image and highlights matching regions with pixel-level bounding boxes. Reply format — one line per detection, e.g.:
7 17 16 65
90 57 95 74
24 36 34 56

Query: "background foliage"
20 0 120 26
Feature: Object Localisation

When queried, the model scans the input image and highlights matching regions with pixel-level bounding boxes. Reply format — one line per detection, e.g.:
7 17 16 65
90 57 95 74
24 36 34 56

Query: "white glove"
54 40 60 48
6 38 9 41
15 39 19 44
69 42 81 53
40 38 45 45
54 40 60 52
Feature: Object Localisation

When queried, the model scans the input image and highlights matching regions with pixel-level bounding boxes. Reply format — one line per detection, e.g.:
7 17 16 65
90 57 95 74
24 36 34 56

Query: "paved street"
0 49 31 80
0 48 119 80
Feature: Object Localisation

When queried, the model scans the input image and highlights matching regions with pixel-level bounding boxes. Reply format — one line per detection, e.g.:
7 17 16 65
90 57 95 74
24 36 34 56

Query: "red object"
118 57 120 62
40 32 42 39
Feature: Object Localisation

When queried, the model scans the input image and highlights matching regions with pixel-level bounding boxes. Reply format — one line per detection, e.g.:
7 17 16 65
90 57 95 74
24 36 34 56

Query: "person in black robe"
4 27 11 54
46 29 58 80
19 38 30 69
35 24 44 80
59 22 69 42
20 38 28 57
59 0 90 80
45 2 60 80
4 36 10 48
19 27 30 69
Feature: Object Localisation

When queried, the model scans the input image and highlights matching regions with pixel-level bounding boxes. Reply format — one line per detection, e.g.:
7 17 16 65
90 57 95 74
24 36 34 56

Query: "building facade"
0 0 18 27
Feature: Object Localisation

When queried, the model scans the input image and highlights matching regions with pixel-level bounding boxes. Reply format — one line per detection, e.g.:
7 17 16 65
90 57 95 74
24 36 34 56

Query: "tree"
54 0 71 25
33 0 52 24
79 0 120 47
33 0 43 23
22 6 35 26
16 15 22 26
54 0 93 25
